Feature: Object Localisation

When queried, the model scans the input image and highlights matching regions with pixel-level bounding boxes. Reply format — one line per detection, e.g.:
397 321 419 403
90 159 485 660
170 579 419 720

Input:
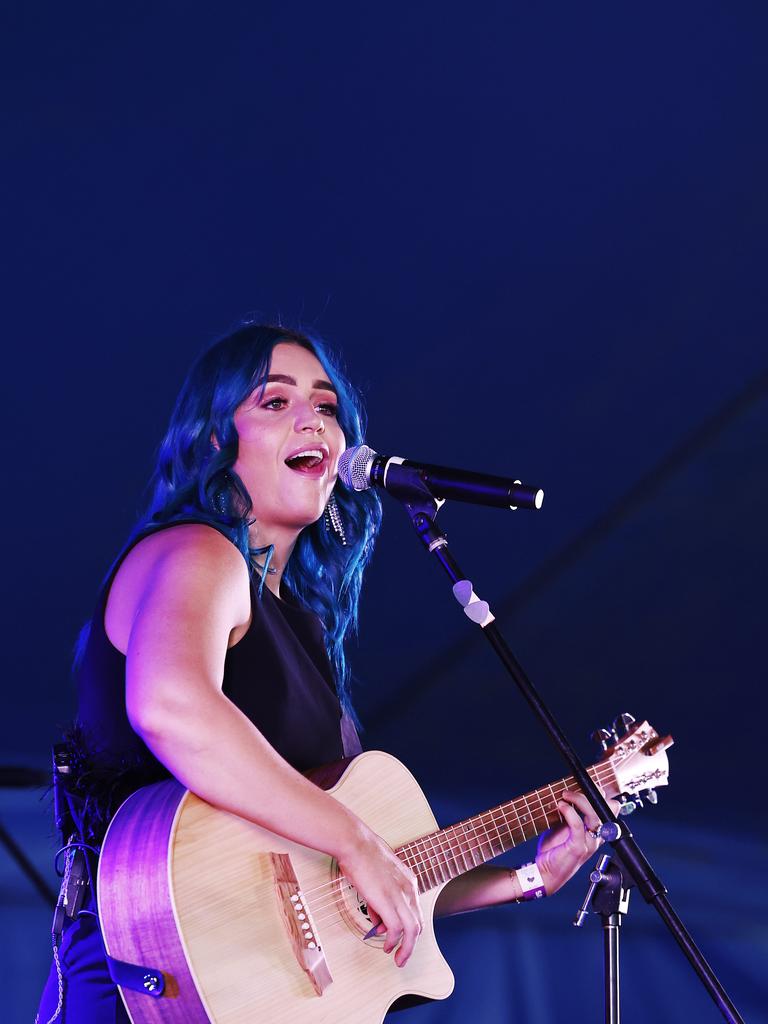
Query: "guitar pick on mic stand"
339 448 744 1024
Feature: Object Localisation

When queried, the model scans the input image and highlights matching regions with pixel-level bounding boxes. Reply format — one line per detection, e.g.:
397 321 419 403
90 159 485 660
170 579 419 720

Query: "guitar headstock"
598 716 674 803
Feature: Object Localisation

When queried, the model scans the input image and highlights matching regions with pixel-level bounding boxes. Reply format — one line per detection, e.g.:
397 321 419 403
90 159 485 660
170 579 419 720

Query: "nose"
295 399 325 433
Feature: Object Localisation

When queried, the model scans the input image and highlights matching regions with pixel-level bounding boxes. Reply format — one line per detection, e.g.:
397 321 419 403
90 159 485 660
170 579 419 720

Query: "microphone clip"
382 463 446 548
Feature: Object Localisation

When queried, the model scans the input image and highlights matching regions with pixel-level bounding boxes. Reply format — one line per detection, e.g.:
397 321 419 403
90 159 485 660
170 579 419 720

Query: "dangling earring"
323 492 347 546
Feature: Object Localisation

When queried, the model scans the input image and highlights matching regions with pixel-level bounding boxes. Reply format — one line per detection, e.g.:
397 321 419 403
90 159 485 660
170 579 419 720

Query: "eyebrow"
259 373 337 395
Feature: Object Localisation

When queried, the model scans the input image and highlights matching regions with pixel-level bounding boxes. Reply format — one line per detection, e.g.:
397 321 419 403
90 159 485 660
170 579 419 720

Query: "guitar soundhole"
332 862 381 942
346 885 373 931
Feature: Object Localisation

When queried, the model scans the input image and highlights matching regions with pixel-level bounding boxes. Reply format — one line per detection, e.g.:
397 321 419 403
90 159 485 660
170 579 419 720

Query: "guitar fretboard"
395 762 616 893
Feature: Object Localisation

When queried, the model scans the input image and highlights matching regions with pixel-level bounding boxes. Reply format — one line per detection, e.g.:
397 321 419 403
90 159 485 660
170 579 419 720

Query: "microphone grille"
338 444 376 491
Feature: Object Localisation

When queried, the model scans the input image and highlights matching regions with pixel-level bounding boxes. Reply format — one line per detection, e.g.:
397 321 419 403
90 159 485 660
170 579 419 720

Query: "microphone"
337 444 544 511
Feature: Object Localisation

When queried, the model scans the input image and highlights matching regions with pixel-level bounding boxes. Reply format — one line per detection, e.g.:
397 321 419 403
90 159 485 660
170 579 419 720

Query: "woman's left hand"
535 790 621 896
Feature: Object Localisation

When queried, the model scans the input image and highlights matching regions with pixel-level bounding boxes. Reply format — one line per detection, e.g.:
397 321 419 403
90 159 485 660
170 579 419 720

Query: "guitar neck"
396 761 617 893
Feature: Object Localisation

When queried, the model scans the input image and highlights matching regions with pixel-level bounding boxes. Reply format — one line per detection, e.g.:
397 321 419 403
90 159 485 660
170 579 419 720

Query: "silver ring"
585 824 601 840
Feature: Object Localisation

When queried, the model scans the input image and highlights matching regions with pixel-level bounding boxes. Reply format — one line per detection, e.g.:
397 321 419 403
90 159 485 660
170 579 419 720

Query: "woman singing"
37 322 610 1022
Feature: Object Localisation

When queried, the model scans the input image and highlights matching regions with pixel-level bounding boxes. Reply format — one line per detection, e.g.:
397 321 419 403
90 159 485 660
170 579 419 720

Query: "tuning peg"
643 789 658 805
612 713 636 736
591 728 614 751
617 795 637 816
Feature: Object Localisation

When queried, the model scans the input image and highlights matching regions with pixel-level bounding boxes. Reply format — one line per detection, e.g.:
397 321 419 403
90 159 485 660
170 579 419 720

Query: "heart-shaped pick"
464 601 490 624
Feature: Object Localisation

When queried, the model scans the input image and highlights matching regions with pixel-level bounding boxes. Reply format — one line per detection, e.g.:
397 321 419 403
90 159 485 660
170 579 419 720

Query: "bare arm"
120 525 423 965
124 528 362 856
434 866 524 917
434 791 616 917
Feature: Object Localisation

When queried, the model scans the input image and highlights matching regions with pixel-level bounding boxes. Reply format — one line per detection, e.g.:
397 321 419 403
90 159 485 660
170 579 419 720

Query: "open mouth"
284 449 327 475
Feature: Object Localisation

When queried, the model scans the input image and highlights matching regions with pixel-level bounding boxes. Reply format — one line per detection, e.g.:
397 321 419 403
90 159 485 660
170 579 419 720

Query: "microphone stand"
574 850 633 1024
383 466 744 1024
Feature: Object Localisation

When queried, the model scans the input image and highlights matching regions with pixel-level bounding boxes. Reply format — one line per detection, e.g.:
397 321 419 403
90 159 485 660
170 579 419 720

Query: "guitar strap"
49 746 167 1004
340 711 363 758
104 955 166 998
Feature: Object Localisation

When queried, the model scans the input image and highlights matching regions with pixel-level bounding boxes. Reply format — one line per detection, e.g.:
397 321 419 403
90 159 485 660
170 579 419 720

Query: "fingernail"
364 925 377 940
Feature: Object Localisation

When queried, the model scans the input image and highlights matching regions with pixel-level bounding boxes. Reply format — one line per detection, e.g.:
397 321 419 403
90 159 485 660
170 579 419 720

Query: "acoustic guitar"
98 717 672 1023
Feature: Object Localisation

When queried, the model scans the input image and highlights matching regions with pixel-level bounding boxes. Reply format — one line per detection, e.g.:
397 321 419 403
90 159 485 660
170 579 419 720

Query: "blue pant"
36 914 130 1024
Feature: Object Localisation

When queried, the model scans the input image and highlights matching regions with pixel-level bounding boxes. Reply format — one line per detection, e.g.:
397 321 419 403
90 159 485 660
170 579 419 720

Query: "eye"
262 395 288 410
317 401 338 417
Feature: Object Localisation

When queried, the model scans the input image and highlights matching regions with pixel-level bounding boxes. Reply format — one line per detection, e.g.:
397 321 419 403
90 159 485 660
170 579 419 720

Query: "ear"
210 432 220 451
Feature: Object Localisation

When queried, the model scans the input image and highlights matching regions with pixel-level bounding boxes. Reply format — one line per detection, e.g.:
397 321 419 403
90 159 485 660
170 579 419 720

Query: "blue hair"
82 322 381 719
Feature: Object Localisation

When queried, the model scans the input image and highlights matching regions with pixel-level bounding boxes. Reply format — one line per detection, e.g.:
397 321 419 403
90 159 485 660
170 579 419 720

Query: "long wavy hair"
86 322 381 718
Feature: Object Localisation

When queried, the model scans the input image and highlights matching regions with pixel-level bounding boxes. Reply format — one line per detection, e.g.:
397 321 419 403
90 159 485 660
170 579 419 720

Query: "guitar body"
98 751 455 1024
98 719 672 1023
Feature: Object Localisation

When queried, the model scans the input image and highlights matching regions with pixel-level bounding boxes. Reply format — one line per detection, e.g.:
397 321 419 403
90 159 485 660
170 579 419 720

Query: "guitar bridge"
270 852 333 996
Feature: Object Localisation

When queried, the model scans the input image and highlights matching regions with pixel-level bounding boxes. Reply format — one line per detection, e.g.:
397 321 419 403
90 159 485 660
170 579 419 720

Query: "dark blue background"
2 4 766 1021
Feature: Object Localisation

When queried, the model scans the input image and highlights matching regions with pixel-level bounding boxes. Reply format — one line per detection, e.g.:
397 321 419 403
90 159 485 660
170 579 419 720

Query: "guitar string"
306 826 549 930
301 764 616 916
302 766 618 925
307 799 572 927
307 802 585 934
307 794 615 935
303 761 618 913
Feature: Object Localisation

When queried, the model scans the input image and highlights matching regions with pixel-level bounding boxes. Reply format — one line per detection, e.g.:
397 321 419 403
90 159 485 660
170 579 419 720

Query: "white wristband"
514 861 546 901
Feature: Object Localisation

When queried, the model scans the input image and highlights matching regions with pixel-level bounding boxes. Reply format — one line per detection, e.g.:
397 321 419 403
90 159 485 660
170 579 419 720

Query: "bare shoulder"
129 523 247 576
105 524 251 654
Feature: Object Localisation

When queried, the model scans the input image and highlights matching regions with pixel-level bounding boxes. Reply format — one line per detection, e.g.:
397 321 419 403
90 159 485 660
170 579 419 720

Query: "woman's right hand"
337 825 424 968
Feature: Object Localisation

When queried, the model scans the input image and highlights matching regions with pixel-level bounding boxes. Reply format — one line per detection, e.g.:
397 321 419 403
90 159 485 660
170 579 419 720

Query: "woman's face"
232 342 346 539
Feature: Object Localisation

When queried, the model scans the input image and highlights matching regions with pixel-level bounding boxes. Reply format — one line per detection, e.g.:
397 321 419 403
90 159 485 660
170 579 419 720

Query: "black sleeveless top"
69 522 360 840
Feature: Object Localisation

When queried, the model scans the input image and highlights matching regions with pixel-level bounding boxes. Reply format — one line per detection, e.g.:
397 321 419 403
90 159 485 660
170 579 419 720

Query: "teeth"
286 449 326 469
